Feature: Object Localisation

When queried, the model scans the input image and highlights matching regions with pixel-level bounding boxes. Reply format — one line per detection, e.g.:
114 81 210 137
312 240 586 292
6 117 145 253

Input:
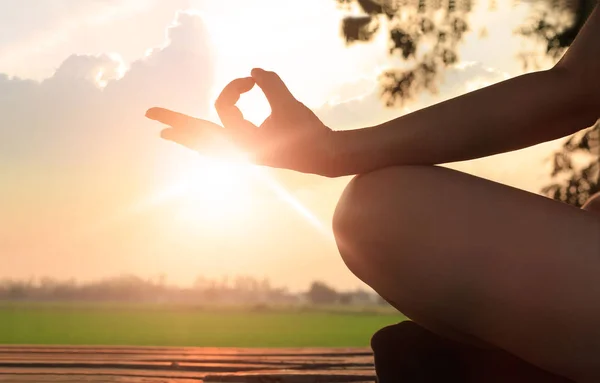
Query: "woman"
146 4 599 382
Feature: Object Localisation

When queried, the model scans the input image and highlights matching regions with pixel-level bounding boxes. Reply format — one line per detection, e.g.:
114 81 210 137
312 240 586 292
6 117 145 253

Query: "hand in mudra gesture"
146 68 337 176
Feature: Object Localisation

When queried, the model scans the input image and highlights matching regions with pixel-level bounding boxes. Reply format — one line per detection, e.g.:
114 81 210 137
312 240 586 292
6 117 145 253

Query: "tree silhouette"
542 122 599 207
516 0 598 71
336 0 472 106
335 0 598 207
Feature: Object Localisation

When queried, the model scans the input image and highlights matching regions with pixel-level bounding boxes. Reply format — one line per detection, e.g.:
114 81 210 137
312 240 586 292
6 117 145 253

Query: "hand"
145 68 339 177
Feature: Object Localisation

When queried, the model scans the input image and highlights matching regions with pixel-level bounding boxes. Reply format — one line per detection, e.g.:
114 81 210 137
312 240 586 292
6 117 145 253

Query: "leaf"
341 16 380 43
357 0 384 14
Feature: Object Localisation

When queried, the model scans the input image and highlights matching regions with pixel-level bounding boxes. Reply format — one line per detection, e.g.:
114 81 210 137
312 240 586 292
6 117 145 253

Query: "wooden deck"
0 346 377 382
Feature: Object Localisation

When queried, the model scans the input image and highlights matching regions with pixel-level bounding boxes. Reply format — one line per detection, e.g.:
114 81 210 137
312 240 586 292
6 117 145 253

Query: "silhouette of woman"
146 4 599 382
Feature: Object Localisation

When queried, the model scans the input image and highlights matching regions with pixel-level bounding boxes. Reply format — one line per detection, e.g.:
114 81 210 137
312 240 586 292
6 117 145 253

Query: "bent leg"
333 165 600 382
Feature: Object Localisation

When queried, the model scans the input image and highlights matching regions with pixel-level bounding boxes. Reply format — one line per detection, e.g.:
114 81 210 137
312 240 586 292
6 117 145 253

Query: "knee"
332 173 369 243
332 172 379 276
332 176 366 275
332 166 422 277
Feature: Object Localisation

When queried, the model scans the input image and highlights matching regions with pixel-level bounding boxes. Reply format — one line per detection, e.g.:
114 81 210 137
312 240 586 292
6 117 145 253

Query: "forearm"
334 67 599 176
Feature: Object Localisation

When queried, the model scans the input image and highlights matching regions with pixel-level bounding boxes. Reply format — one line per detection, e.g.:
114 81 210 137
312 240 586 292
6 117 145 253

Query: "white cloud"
0 0 188 79
0 10 213 167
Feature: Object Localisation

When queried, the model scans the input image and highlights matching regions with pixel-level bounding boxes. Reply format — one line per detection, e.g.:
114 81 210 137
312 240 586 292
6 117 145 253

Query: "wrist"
319 129 345 178
326 129 365 177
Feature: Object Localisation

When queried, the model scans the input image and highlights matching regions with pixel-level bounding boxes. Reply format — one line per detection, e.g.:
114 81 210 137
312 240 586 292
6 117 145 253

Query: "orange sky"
0 0 568 291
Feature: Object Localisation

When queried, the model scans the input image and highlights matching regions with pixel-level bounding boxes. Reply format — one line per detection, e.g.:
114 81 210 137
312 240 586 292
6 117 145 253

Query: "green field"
0 302 406 347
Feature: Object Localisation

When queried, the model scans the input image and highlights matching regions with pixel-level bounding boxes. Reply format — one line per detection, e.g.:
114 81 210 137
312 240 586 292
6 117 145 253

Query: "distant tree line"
0 275 389 307
307 281 388 306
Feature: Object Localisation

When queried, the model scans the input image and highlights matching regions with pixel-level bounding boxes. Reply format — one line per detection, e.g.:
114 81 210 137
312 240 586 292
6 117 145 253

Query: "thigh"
334 165 600 382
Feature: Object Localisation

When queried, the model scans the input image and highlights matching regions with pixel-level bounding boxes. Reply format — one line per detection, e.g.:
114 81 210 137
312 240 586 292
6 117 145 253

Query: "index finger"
145 107 221 130
215 77 257 130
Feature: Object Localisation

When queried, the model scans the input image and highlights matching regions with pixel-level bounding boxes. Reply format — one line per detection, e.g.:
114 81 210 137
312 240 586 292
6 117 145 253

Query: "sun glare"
171 153 255 226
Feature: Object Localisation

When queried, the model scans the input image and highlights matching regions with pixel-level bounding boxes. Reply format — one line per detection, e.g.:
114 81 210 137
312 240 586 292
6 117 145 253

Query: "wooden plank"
0 376 201 383
203 370 376 383
0 347 372 355
0 346 377 382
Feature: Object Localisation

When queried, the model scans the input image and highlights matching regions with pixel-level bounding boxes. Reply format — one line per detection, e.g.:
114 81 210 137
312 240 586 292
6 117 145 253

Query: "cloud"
0 0 189 80
52 53 126 85
0 10 213 168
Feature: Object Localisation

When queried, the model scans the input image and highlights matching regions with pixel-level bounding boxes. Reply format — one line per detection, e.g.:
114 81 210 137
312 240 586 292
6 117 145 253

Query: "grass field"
0 302 406 347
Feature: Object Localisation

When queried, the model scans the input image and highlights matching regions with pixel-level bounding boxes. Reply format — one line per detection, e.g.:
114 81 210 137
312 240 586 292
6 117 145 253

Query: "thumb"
251 68 296 110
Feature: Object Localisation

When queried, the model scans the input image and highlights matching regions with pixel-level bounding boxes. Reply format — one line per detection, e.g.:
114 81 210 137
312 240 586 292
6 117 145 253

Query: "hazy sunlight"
174 155 253 224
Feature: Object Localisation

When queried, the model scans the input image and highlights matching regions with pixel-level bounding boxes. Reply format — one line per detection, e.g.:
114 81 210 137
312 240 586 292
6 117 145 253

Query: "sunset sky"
0 0 569 291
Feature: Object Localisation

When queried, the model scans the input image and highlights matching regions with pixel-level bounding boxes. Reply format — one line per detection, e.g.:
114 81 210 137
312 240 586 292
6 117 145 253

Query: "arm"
333 4 600 176
146 5 598 178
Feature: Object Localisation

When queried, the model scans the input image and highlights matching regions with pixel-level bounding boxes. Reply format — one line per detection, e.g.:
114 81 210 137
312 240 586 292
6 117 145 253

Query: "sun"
164 152 257 228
